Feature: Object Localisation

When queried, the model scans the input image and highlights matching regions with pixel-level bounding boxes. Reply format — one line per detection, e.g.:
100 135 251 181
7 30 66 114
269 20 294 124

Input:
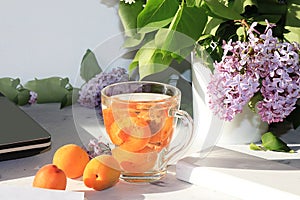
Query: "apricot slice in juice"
149 117 174 150
119 117 151 152
112 147 157 173
102 108 114 131
108 122 128 145
108 117 151 152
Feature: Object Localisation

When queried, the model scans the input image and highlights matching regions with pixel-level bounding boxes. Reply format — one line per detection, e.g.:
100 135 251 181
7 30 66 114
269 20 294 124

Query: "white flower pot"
190 53 268 148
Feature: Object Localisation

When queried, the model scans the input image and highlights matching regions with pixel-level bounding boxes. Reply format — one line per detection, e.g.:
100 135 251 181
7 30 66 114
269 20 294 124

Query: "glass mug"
101 81 194 182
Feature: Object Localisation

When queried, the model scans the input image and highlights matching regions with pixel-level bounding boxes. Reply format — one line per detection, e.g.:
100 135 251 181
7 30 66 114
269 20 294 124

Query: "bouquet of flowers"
116 0 300 151
207 21 300 125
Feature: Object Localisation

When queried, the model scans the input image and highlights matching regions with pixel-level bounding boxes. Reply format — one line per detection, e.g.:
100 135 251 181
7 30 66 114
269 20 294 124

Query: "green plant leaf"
261 132 293 152
186 0 203 7
257 1 286 15
153 5 208 63
24 77 72 104
16 89 30 106
80 49 102 82
0 78 20 102
119 0 145 37
133 41 173 80
286 104 300 129
123 33 146 48
203 17 224 35
249 143 265 151
204 0 244 20
186 0 196 7
175 5 208 41
0 78 33 105
137 0 179 33
284 0 300 42
61 88 79 109
248 92 263 112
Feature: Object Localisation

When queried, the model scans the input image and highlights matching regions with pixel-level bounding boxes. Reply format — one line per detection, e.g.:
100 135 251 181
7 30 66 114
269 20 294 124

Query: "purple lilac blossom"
208 21 300 123
86 137 111 159
78 67 129 115
28 91 38 104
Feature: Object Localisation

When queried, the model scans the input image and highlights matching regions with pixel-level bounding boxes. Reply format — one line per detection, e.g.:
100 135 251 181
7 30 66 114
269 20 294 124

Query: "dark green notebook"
0 93 51 161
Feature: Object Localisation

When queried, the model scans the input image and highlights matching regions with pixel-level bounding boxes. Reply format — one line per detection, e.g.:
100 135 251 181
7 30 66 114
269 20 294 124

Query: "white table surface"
1 103 300 200
0 103 239 200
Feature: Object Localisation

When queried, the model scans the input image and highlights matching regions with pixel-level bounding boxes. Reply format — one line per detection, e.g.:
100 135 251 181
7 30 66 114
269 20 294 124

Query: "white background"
0 0 121 86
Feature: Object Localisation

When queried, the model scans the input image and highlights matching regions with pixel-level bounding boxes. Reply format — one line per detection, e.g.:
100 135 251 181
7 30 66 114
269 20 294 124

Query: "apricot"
108 121 129 145
108 117 151 152
53 144 90 179
112 147 157 173
102 108 114 132
83 155 121 191
32 164 67 190
149 117 174 151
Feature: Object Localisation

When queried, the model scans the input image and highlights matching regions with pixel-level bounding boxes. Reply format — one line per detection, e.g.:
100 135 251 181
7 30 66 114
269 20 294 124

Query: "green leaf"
129 38 175 80
61 88 79 109
80 49 102 82
286 105 300 129
118 0 145 37
188 0 203 7
174 5 208 41
123 33 146 48
204 0 244 20
261 132 293 152
0 78 20 103
249 143 265 151
248 92 263 112
153 5 208 63
257 1 287 15
0 78 33 105
284 0 300 42
137 0 179 33
16 89 30 106
215 21 239 41
24 77 72 104
203 17 224 35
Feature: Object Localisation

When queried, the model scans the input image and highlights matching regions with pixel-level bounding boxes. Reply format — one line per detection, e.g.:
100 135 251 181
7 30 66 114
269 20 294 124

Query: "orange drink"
101 81 194 182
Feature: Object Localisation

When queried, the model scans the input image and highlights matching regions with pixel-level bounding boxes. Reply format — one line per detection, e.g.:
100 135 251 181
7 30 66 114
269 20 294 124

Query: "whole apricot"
83 155 121 191
32 164 67 190
53 144 90 178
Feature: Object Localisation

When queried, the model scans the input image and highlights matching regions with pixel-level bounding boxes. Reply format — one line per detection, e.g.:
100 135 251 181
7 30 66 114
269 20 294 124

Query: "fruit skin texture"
32 164 67 190
83 155 121 191
53 144 90 179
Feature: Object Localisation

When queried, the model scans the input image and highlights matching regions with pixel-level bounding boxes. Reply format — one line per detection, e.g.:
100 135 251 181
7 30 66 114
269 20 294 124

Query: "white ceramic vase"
190 53 268 148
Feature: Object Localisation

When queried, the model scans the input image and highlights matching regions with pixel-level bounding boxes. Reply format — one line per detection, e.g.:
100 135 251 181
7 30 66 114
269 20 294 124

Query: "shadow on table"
77 169 192 200
180 146 300 171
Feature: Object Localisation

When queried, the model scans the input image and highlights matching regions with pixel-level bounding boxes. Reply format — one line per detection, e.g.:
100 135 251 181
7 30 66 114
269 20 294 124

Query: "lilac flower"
85 137 111 159
120 0 135 4
208 21 300 124
28 91 38 104
78 67 129 116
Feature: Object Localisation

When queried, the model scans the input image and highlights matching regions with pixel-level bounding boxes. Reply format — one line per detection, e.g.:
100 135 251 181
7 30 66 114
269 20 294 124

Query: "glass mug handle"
163 109 194 166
